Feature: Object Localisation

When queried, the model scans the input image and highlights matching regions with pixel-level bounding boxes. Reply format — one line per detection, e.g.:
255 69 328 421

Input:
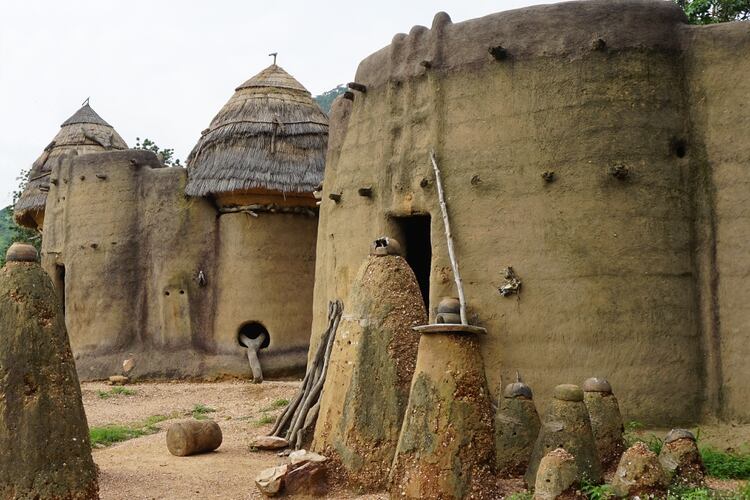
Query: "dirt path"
82 380 385 500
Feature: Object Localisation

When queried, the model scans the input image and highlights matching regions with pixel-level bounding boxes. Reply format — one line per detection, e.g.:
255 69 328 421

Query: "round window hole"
237 322 270 349
164 291 170 296
179 290 185 295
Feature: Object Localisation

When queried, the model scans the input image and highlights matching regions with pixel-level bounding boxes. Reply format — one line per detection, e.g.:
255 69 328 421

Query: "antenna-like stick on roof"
268 52 278 65
82 97 90 107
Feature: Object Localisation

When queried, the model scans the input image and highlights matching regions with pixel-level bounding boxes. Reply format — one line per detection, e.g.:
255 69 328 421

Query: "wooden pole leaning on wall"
270 299 343 449
429 149 468 325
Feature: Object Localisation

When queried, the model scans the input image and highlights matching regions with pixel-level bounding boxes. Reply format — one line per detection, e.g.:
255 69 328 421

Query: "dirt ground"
82 380 386 500
83 380 748 499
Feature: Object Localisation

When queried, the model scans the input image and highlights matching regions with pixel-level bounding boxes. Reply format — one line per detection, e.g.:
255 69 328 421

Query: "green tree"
134 137 182 167
0 169 42 267
675 0 750 24
314 85 347 114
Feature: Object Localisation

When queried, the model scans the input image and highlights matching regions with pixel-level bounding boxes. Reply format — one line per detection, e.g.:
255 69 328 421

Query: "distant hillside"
314 85 347 114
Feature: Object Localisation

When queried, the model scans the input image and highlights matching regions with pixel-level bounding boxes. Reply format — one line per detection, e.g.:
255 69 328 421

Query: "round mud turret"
0 255 98 498
389 326 494 499
583 377 624 469
312 252 426 491
525 384 602 487
495 379 541 475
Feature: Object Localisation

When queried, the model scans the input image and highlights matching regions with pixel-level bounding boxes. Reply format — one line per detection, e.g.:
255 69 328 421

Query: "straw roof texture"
185 64 328 198
14 104 127 228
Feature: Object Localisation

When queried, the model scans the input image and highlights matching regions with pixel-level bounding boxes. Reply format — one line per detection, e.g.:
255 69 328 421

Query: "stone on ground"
525 384 602 487
582 377 624 469
495 378 541 475
252 435 290 450
611 441 669 498
658 429 705 487
0 244 99 499
256 464 288 496
533 448 578 500
255 451 329 497
289 449 327 465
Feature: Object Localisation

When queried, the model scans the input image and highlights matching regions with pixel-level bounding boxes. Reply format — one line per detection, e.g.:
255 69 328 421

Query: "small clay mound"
0 256 98 499
312 254 426 491
533 448 578 500
495 380 541 475
611 442 668 498
582 378 625 470
658 429 705 487
525 384 602 487
390 331 495 499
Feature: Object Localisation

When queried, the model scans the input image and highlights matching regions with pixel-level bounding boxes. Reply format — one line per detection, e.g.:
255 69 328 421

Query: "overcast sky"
0 0 554 208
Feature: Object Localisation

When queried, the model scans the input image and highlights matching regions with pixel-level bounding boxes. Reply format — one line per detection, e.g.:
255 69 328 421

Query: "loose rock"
252 435 290 450
658 429 705 487
611 442 668 497
289 449 328 465
256 464 288 497
284 461 328 496
533 448 578 500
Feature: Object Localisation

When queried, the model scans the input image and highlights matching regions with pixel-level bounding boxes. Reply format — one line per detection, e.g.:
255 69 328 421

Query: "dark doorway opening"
54 265 66 315
237 322 270 349
390 214 432 309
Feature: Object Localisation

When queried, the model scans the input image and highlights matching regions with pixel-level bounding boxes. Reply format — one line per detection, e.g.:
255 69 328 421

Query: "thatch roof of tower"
14 103 127 228
185 64 328 198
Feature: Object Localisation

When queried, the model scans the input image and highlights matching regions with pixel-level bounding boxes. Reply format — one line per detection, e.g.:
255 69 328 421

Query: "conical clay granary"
525 384 602 487
0 243 98 499
582 377 624 469
312 238 426 490
495 376 541 475
389 325 495 499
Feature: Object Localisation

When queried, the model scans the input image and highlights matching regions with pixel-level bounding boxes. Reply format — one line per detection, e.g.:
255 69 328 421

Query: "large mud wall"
42 150 316 379
311 0 750 424
213 212 317 375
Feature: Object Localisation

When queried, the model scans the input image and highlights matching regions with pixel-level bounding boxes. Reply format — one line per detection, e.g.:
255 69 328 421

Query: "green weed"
191 403 216 420
254 414 275 427
701 447 750 480
97 387 136 399
581 480 614 500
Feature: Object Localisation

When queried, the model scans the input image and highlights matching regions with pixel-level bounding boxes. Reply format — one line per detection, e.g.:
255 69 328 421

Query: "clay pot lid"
582 377 612 394
553 384 584 402
664 428 696 444
5 242 38 263
437 297 460 314
370 236 402 256
503 371 533 399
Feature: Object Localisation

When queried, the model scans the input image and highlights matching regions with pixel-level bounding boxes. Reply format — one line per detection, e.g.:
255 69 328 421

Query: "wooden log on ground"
166 420 223 456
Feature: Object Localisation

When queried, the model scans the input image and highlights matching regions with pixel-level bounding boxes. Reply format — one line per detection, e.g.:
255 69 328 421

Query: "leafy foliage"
581 481 614 500
675 0 750 24
134 137 182 167
314 85 347 114
701 447 750 479
624 420 665 455
0 169 41 267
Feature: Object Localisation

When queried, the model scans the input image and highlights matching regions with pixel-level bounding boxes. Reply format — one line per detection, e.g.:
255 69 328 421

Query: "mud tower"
14 102 127 229
186 63 328 372
310 0 750 425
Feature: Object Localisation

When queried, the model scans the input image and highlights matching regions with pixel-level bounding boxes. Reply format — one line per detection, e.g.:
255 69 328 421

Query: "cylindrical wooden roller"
166 420 223 456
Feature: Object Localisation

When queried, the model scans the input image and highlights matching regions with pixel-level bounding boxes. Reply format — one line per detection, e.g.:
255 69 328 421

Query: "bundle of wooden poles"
270 299 343 449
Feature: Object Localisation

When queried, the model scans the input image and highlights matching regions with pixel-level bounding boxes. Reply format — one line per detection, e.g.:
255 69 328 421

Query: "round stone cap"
6 242 39 263
665 428 696 444
582 377 612 394
503 381 533 399
370 236 402 256
553 384 584 402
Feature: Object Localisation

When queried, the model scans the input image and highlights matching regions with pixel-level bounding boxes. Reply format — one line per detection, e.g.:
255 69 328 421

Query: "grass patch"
701 447 750 480
254 414 275 427
97 387 136 399
260 398 289 412
581 481 614 500
89 412 180 448
505 493 532 500
191 403 216 420
624 420 664 455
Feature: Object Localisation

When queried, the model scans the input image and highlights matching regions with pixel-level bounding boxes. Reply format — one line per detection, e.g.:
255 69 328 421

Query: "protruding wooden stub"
347 82 367 93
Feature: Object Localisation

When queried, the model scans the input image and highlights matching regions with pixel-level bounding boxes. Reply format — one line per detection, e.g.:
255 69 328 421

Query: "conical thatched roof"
14 104 127 228
185 64 328 199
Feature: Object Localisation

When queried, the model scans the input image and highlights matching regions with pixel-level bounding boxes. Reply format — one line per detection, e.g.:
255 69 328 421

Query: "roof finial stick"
268 52 278 65
82 97 90 107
